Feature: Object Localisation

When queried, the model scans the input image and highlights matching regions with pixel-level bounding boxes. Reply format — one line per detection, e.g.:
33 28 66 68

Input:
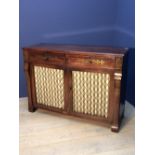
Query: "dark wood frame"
23 44 128 132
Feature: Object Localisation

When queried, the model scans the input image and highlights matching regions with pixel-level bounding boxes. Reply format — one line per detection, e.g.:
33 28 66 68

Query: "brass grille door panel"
34 66 64 109
72 71 110 118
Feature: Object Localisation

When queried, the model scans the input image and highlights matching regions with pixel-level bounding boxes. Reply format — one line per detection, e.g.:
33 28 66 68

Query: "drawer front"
67 56 115 69
30 52 65 65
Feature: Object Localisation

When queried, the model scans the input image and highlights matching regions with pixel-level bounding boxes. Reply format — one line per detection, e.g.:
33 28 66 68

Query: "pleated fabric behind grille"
34 66 64 109
72 71 110 118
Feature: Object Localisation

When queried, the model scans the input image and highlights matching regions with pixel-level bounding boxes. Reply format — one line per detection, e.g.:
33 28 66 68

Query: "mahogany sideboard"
23 44 128 132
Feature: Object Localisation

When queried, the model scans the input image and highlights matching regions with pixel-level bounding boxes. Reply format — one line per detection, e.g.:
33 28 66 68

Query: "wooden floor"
19 98 135 155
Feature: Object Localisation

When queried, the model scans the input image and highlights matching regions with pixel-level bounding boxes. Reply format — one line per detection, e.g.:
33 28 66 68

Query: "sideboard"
23 44 128 132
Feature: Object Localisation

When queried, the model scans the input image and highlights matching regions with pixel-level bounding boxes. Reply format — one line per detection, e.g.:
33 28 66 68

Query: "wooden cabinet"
23 44 128 132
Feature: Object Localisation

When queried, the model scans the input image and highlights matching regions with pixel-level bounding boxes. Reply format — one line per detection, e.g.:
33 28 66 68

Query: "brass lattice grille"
72 71 110 118
34 66 64 109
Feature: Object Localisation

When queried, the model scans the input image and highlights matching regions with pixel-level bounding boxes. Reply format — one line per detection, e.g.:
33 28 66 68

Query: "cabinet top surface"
23 43 128 56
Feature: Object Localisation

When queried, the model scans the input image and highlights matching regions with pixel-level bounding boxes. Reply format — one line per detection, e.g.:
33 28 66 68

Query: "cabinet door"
71 70 111 119
32 65 65 111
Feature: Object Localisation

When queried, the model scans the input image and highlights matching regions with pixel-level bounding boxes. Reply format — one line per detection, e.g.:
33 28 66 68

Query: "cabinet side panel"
120 52 129 118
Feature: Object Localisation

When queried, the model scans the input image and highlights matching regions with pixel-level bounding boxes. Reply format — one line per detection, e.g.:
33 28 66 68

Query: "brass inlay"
114 72 122 80
34 66 64 109
72 71 110 118
76 58 105 65
91 59 105 65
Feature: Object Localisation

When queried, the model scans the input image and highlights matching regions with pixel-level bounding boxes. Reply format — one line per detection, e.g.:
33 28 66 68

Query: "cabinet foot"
28 106 37 112
111 125 119 132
